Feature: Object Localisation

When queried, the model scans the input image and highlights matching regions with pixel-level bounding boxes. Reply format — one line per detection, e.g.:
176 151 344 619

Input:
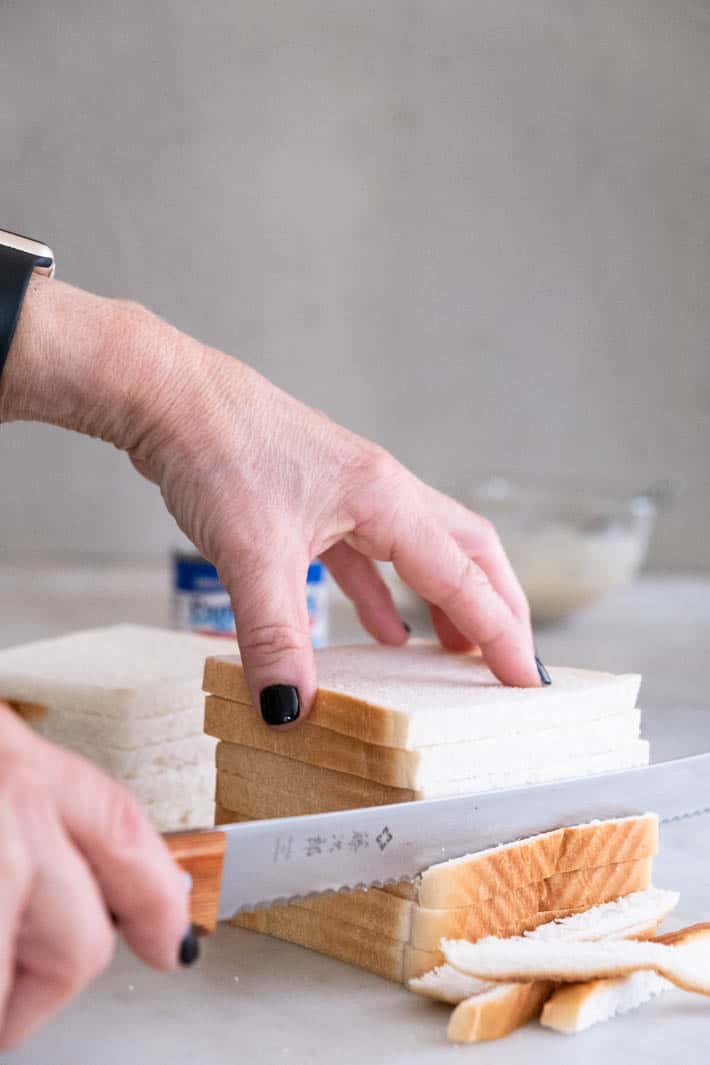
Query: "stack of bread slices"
204 641 653 984
0 625 232 830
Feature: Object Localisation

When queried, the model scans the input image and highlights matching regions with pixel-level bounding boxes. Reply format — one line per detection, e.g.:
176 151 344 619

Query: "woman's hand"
123 310 542 722
0 705 190 1050
3 278 543 727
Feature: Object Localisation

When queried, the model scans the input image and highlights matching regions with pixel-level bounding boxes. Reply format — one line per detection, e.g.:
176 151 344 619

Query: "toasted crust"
231 906 413 983
540 924 710 1032
216 764 413 817
448 982 555 1043
409 860 652 949
418 815 657 908
207 698 639 790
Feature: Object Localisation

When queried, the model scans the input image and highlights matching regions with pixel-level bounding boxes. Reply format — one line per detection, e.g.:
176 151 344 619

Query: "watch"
0 229 56 381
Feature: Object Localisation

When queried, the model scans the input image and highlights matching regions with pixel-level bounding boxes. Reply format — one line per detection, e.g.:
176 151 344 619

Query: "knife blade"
165 751 710 929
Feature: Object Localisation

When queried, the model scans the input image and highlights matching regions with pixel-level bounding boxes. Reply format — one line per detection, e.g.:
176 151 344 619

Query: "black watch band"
0 244 44 381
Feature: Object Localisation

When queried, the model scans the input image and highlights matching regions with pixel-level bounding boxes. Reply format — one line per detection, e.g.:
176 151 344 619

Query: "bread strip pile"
409 886 678 1041
0 625 231 829
227 814 658 982
440 922 710 1041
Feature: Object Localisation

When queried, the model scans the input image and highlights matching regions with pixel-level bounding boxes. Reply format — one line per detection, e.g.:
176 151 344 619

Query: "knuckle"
474 515 501 549
102 780 152 854
76 924 116 984
439 556 489 612
239 622 311 665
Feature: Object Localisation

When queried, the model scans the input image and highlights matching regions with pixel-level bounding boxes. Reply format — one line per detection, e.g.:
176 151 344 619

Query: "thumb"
226 550 317 726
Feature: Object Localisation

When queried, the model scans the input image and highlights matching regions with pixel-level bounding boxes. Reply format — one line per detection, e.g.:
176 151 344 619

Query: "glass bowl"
457 475 674 624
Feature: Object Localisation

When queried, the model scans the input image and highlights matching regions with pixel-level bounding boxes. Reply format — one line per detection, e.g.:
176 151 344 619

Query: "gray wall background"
1 0 708 567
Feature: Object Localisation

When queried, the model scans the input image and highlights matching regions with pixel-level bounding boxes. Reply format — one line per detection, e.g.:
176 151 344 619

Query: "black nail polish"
535 655 552 686
179 924 200 967
260 685 300 725
402 620 412 634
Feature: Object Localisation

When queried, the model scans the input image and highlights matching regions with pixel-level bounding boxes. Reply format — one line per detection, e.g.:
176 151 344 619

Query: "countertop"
2 563 710 1064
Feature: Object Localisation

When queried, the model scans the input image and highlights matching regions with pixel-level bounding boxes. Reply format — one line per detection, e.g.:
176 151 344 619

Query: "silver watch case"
0 229 55 277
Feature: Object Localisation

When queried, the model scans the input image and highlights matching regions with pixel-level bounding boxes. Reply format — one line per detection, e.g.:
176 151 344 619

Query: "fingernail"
402 620 412 634
179 924 200 967
535 655 552 686
260 684 300 726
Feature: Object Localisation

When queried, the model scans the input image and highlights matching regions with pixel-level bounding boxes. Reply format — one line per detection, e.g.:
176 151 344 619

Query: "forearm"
0 277 188 451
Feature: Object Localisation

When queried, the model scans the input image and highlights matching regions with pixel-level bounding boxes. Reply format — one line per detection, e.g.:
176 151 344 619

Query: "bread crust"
207 696 639 789
540 924 710 1031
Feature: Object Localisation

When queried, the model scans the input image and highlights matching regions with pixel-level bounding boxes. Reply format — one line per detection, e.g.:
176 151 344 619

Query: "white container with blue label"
172 553 329 647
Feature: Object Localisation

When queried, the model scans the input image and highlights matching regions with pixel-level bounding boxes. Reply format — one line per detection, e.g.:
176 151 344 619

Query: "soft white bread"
203 641 641 749
0 625 231 830
540 924 705 1033
214 743 650 815
408 887 678 1003
0 625 230 718
441 923 710 995
206 697 641 789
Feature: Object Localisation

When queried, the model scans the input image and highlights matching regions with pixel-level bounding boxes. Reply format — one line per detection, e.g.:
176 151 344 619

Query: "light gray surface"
1 1 709 567
8 815 710 1065
2 567 710 1062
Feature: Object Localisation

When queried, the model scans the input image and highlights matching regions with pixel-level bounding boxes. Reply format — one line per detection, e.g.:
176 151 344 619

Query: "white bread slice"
214 742 649 816
0 625 229 831
540 925 704 1033
0 625 230 718
203 641 641 748
441 923 710 995
410 887 679 1003
206 697 641 788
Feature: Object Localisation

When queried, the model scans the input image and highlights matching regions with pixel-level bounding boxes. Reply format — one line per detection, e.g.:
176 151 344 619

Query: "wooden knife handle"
163 830 227 934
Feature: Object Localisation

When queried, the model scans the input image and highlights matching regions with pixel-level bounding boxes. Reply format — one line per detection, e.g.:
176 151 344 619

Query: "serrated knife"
164 752 710 933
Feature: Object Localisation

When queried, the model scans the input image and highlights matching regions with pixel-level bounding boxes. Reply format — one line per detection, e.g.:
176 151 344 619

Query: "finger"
322 542 409 645
223 547 317 725
35 742 189 971
353 511 539 687
0 782 32 1033
0 778 114 1049
428 603 476 652
423 485 532 629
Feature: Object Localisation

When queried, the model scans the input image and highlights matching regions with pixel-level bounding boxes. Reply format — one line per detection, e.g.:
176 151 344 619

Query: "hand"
0 705 190 1049
123 314 542 721
3 279 542 728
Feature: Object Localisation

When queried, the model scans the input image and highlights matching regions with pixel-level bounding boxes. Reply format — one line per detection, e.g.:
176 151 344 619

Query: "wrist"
0 277 179 450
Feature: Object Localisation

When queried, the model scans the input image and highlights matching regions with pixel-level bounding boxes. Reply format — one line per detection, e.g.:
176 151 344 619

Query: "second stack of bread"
204 641 649 818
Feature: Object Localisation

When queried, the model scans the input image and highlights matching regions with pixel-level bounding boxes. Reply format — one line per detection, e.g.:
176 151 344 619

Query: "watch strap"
0 244 43 381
